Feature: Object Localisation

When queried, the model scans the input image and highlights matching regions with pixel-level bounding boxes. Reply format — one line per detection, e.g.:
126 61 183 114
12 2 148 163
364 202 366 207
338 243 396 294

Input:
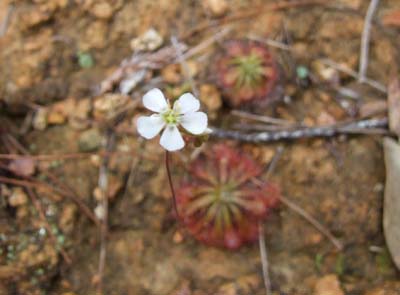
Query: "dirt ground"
1 0 400 294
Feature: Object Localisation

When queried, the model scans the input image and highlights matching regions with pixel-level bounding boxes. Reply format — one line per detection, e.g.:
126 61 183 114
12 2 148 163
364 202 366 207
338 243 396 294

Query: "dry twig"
359 0 380 83
280 196 343 250
26 188 72 264
253 149 343 251
96 130 115 294
232 110 296 126
0 3 14 38
211 118 388 143
258 222 272 295
181 27 232 60
321 58 386 94
248 35 387 94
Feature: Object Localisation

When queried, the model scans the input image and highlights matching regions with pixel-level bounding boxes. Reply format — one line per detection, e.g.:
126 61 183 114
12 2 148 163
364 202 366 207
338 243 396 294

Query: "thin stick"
121 146 143 200
248 35 387 94
248 35 292 51
359 0 380 83
0 3 14 38
26 188 72 264
210 118 388 143
165 151 180 219
320 58 386 94
0 175 99 226
258 222 272 295
0 152 93 161
231 110 296 126
265 147 285 179
181 27 232 60
97 131 115 294
252 178 343 250
257 147 284 295
44 172 100 226
280 196 343 250
253 149 343 251
0 150 141 161
233 123 296 132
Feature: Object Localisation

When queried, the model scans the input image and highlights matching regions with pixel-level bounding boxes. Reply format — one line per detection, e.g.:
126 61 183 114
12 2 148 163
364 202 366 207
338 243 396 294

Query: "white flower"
137 88 208 151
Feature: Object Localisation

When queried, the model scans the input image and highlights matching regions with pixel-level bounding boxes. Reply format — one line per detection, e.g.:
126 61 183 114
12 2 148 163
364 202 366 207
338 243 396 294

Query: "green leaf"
296 66 309 79
77 52 94 69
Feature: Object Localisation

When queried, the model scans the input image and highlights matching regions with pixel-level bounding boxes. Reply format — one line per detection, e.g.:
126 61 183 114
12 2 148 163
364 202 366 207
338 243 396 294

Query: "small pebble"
130 28 163 52
9 188 28 207
203 0 229 17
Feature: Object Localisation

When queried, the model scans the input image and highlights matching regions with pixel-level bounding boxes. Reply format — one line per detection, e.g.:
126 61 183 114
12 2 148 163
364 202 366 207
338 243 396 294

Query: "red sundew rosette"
215 40 279 107
176 144 280 250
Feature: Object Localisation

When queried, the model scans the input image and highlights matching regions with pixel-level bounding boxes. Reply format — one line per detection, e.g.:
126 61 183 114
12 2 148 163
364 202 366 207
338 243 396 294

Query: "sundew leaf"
383 137 400 270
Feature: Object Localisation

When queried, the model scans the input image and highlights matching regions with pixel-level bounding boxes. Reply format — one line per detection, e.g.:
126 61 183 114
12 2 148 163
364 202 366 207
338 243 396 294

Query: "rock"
94 204 105 220
47 110 67 125
20 8 51 30
78 128 103 152
199 84 222 112
202 0 229 17
142 260 180 294
91 2 114 20
161 64 181 84
261 147 276 165
108 174 123 200
217 275 260 295
8 188 28 207
93 187 103 202
130 28 163 52
314 275 344 295
18 243 58 268
172 230 184 244
80 21 108 50
59 204 77 233
161 61 199 84
312 60 340 86
316 111 336 126
69 98 91 130
93 93 129 120
8 158 36 176
185 61 200 78
93 175 123 201
33 108 48 130
119 69 147 94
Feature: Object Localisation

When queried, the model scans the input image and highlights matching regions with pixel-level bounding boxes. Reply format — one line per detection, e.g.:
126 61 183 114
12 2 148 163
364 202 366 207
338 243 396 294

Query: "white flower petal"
143 88 168 113
160 125 185 151
174 93 200 114
180 112 208 135
137 115 165 139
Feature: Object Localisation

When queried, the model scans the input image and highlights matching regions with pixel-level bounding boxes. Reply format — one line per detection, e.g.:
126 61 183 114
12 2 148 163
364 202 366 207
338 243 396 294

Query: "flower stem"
165 151 180 220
